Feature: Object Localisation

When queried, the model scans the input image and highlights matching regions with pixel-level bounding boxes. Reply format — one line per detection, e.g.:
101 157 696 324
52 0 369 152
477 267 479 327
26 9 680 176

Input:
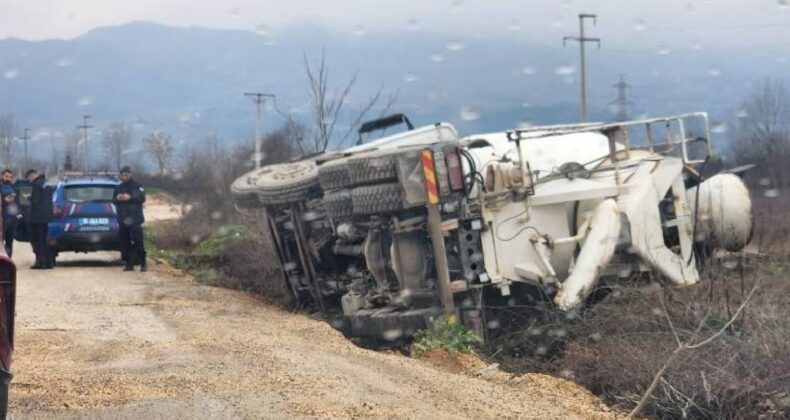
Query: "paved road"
7 239 615 419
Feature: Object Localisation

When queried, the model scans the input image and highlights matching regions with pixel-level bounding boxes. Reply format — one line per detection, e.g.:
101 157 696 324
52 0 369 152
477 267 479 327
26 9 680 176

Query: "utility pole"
76 115 92 172
564 13 601 122
18 128 31 170
610 75 633 122
244 92 275 169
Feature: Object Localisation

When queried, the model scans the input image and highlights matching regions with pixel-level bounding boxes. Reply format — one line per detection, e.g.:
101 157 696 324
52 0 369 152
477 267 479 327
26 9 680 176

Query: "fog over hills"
0 21 787 162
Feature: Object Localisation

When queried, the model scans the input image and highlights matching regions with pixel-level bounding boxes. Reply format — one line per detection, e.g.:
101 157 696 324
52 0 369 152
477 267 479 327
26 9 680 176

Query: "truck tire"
253 161 322 206
324 189 353 220
351 182 405 215
347 151 399 186
231 173 265 208
318 158 353 191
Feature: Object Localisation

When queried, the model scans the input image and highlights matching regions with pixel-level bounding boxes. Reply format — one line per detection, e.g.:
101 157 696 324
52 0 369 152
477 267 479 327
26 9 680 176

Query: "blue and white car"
47 174 122 265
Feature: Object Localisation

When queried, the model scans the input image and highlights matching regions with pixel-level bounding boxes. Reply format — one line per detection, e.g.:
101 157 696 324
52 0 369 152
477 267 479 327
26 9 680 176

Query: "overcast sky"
2 0 789 50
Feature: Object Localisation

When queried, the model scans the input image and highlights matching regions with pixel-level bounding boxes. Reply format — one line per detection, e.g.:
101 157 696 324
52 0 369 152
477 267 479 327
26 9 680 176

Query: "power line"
564 13 601 122
76 115 92 172
244 92 275 170
610 75 633 122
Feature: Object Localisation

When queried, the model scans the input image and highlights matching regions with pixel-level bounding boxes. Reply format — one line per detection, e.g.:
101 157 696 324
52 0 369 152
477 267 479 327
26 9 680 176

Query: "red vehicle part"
0 206 16 418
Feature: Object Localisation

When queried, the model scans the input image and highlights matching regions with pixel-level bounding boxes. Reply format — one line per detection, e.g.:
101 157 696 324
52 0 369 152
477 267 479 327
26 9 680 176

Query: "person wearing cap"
0 169 18 256
26 169 54 269
112 166 147 271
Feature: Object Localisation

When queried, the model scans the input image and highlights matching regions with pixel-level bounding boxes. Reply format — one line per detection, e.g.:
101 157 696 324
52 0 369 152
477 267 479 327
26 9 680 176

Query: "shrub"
411 315 482 357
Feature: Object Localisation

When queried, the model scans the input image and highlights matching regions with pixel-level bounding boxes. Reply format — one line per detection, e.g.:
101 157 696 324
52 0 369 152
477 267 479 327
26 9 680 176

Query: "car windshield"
64 185 116 203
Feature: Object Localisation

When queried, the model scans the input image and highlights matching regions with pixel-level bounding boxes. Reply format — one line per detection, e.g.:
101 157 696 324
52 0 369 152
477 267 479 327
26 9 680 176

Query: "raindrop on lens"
521 66 536 75
431 53 445 63
77 96 93 106
446 39 466 51
736 108 748 119
711 122 727 134
634 19 647 32
554 64 575 75
383 329 403 341
403 72 418 83
3 68 18 79
764 189 779 198
460 106 481 121
708 67 721 77
353 24 365 36
211 211 222 220
758 177 771 187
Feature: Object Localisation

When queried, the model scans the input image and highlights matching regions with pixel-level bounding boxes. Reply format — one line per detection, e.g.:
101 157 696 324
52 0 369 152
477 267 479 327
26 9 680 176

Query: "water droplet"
634 19 647 32
691 42 704 51
735 108 748 119
460 106 480 121
723 260 738 270
431 53 445 63
211 211 223 220
383 328 403 341
254 23 271 37
521 102 532 108
778 0 790 10
228 7 240 19
552 17 565 28
521 66 536 75
353 24 366 36
651 307 664 316
778 56 788 63
77 96 93 106
764 188 780 198
264 38 278 47
406 18 420 31
516 121 534 130
178 112 192 122
535 345 548 355
451 0 464 13
711 122 727 134
554 64 575 75
403 72 418 83
190 234 201 244
3 68 18 79
509 19 522 31
559 369 574 378
758 177 771 187
446 39 466 51
657 47 672 56
590 332 602 341
486 319 501 329
55 58 73 67
708 67 721 77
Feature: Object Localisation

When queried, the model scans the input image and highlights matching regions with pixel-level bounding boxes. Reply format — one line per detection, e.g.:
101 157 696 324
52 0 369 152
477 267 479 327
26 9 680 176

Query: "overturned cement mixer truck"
231 112 752 341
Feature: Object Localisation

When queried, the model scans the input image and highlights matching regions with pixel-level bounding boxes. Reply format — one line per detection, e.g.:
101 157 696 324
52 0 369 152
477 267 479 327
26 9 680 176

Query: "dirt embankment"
9 196 620 419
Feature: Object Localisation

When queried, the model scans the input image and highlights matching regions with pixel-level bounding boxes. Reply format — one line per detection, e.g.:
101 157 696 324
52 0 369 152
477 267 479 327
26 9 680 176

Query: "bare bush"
730 79 790 188
145 130 174 174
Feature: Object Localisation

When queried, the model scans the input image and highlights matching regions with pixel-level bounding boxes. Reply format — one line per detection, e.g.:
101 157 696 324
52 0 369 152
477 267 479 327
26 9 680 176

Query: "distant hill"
0 21 787 161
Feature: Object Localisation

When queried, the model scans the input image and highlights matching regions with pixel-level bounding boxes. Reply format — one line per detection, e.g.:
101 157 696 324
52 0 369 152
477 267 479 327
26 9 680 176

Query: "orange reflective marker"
421 149 439 205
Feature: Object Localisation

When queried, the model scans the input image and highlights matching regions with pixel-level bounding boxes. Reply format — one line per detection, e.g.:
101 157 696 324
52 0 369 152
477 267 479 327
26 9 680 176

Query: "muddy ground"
8 200 619 419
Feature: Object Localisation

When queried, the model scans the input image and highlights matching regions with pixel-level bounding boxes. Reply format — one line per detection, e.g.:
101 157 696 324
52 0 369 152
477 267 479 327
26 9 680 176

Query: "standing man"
26 169 53 269
0 170 18 256
113 166 147 272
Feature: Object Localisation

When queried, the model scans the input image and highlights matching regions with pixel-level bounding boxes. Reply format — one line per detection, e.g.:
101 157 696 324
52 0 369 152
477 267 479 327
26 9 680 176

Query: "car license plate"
78 218 110 232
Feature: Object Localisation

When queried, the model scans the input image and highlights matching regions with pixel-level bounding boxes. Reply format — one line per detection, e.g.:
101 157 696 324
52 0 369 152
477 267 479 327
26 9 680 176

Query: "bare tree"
0 114 15 169
295 50 391 152
64 130 83 171
102 122 131 170
145 130 174 174
730 79 790 187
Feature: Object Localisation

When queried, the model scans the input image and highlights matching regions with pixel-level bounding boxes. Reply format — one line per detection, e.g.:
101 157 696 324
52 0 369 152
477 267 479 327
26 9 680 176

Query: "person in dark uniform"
113 166 147 272
0 170 18 256
26 169 54 269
